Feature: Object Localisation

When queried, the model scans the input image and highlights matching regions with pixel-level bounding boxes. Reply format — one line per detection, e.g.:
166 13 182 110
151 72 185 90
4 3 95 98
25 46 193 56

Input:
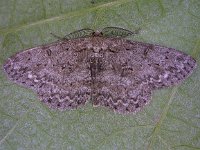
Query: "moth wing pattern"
3 40 91 110
3 27 197 114
93 39 197 114
128 41 197 89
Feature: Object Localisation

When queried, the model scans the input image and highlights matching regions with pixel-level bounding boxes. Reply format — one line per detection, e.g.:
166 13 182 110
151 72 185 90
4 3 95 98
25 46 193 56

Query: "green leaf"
0 0 200 149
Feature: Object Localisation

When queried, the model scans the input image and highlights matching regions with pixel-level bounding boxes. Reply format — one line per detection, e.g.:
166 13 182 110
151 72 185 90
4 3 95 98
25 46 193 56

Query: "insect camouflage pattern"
3 27 197 114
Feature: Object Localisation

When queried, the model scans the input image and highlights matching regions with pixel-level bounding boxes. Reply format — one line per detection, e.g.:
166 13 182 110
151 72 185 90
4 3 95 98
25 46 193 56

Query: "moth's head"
92 30 103 37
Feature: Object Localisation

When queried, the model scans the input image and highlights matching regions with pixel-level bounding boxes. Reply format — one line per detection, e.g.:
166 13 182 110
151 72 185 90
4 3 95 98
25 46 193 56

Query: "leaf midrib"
0 0 130 36
147 87 178 150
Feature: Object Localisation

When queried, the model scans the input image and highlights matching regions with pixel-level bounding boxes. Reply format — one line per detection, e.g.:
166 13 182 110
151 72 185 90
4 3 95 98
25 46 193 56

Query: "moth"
3 27 197 114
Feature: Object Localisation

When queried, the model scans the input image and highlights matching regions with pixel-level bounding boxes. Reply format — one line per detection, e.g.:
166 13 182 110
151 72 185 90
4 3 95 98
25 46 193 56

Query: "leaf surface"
0 0 200 149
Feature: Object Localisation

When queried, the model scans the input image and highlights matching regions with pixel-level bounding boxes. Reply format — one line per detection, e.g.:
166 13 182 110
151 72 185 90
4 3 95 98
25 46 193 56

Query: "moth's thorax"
86 37 105 78
85 37 109 53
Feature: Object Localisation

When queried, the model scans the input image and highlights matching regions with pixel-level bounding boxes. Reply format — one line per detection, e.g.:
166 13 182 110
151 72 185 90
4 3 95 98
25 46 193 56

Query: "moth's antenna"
101 27 140 38
51 28 95 41
64 28 95 40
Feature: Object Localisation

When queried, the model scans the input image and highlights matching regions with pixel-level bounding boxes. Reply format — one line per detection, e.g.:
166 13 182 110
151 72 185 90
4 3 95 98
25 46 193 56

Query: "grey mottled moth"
3 27 197 114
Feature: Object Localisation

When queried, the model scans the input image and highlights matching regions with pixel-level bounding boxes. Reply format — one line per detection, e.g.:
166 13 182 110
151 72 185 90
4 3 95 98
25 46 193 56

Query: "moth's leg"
51 29 94 40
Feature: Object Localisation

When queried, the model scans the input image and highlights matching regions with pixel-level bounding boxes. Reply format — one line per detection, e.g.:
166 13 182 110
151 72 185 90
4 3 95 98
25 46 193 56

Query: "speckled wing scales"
93 39 197 114
125 41 197 89
3 27 197 114
93 81 152 114
3 41 91 110
92 45 152 114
